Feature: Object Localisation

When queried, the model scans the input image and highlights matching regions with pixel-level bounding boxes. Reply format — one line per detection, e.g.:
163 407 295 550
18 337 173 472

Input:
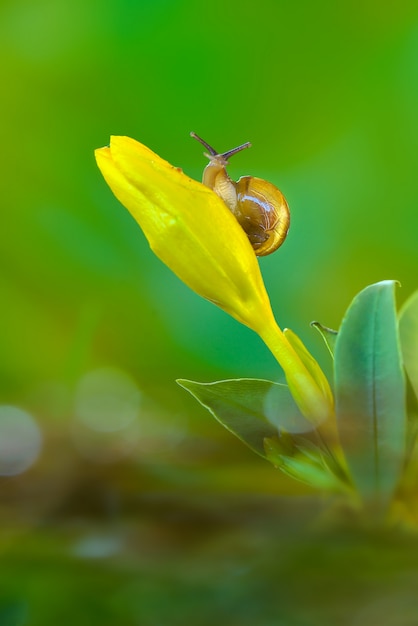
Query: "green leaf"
334 280 406 500
311 321 338 358
399 290 418 402
177 378 312 458
264 436 346 492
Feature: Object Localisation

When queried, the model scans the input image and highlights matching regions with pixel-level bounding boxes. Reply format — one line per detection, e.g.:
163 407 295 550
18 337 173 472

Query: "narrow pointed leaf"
334 281 406 500
399 290 418 403
177 378 311 458
311 321 338 358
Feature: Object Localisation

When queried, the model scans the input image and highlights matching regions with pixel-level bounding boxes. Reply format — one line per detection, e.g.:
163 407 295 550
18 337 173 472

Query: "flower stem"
256 316 333 424
256 314 354 487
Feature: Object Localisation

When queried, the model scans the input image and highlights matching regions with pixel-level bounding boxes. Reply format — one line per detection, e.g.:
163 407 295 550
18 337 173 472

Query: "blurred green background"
2 1 418 624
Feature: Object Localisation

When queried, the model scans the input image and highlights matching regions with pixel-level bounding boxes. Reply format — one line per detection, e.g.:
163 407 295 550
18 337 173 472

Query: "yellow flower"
95 136 333 423
95 136 272 328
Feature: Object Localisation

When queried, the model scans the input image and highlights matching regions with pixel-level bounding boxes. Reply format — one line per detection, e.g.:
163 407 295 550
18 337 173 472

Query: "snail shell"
191 132 290 256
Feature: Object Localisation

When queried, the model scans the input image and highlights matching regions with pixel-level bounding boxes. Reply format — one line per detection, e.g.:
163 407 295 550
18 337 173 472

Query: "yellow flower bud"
95 136 272 328
95 136 333 424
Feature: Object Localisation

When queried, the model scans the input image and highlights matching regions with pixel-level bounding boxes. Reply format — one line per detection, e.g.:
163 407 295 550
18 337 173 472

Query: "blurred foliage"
2 0 418 623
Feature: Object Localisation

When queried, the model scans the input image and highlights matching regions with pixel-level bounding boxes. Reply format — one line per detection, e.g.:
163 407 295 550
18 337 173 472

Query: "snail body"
191 132 290 256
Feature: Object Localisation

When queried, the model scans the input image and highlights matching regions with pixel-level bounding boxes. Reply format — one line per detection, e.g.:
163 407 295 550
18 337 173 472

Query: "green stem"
256 316 333 423
255 314 355 495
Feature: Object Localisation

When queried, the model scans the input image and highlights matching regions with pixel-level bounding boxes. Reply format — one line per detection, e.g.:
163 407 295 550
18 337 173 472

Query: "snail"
191 132 290 256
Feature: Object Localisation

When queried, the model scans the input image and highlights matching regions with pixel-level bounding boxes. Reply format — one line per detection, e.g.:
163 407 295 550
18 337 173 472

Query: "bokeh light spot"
264 385 313 434
72 533 124 559
0 406 42 476
75 367 141 433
